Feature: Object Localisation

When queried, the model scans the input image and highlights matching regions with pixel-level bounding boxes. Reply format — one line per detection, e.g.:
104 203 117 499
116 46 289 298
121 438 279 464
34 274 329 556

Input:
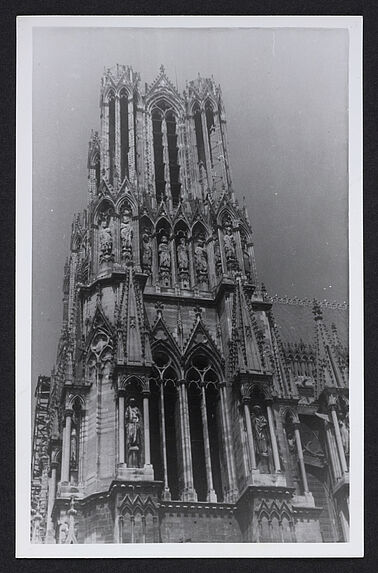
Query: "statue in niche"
223 222 235 260
286 427 296 455
70 427 78 469
141 230 153 272
252 405 272 473
339 414 349 456
194 235 208 273
177 236 189 272
120 208 133 261
125 398 142 467
98 210 114 263
158 234 171 271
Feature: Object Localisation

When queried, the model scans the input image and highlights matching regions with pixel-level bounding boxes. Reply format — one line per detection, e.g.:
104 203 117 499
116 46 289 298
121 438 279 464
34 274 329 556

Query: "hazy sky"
32 26 349 384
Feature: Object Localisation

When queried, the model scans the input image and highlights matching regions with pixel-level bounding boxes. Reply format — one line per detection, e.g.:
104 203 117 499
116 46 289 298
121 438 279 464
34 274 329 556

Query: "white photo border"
16 15 363 558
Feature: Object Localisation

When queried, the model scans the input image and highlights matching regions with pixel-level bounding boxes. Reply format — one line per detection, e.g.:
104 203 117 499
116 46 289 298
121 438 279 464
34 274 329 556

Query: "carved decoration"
120 206 133 263
251 405 274 473
193 234 208 287
141 229 153 273
125 397 142 467
98 208 114 263
158 233 171 285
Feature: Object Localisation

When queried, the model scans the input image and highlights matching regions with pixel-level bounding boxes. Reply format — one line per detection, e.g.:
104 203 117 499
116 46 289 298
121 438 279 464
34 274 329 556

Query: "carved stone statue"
99 211 113 263
339 415 349 455
70 427 77 469
125 398 141 467
252 405 272 473
194 235 208 273
223 223 235 260
287 429 296 454
177 236 189 271
158 234 171 270
120 208 133 261
141 230 152 271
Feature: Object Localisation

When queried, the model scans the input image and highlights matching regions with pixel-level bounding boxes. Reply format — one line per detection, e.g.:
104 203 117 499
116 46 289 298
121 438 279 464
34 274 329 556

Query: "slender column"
119 516 124 543
212 110 227 184
161 117 172 209
177 383 188 493
178 381 196 500
293 423 309 493
200 386 217 502
142 516 146 543
115 96 121 180
118 391 125 464
220 384 238 499
325 422 342 481
182 383 195 495
330 404 348 475
128 97 135 182
266 403 281 472
130 515 135 544
243 398 257 470
159 384 171 498
61 409 73 482
143 391 151 466
46 461 58 539
200 110 212 187
339 508 350 541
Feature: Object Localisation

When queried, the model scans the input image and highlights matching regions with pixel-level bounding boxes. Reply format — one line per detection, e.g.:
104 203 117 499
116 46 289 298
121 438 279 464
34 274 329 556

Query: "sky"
32 26 349 384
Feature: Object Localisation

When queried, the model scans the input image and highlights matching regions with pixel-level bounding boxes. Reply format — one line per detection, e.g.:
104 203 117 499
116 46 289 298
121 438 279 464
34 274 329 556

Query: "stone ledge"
116 464 154 481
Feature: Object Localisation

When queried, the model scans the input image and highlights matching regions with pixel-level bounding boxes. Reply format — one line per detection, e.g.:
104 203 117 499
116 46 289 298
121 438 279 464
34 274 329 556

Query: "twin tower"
31 65 350 544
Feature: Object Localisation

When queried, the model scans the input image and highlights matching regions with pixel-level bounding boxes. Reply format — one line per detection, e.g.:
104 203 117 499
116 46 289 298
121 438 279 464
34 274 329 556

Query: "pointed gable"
183 309 223 370
146 64 184 109
150 313 181 356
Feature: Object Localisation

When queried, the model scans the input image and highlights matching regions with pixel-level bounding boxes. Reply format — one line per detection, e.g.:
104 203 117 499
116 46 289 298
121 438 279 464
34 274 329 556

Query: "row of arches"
90 197 254 286
92 84 228 206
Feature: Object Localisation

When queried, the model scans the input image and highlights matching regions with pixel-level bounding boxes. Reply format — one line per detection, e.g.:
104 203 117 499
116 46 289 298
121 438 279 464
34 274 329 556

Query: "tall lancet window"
205 101 215 168
120 89 129 181
108 91 116 185
166 111 181 207
193 104 206 168
152 109 165 204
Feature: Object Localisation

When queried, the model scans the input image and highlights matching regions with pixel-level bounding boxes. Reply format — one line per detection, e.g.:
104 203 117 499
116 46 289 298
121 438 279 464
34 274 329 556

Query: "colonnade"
114 379 238 503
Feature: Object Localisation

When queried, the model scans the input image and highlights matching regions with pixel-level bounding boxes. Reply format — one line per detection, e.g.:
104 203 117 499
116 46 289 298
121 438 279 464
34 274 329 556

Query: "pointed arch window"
166 111 181 207
108 91 116 185
120 89 129 181
193 104 206 168
95 154 101 190
152 102 181 207
152 109 165 204
205 101 215 168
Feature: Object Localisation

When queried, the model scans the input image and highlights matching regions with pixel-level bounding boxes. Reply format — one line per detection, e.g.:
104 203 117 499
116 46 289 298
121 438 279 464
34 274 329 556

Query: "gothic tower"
31 65 350 544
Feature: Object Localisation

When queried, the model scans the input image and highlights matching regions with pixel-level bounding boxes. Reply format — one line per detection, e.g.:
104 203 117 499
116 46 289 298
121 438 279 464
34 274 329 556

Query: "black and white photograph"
16 16 363 557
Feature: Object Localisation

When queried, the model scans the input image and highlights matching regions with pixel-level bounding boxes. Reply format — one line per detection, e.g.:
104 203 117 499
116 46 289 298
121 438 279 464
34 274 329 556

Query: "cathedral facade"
31 65 350 544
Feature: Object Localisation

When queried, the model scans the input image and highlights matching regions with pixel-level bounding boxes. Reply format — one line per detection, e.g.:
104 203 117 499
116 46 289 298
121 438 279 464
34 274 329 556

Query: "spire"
313 299 346 396
117 269 153 366
230 276 264 374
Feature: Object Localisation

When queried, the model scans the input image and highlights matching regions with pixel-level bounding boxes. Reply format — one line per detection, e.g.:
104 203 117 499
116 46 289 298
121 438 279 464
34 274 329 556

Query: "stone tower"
31 65 350 544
